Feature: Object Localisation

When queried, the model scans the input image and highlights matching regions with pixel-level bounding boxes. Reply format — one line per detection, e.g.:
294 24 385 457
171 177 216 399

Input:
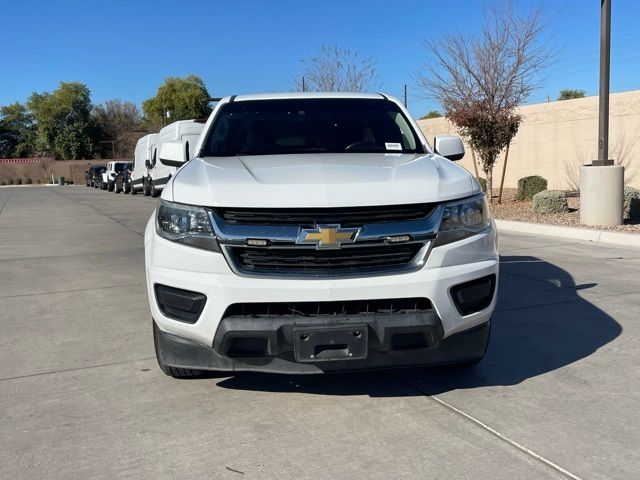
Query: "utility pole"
595 0 613 166
404 84 408 108
302 76 306 92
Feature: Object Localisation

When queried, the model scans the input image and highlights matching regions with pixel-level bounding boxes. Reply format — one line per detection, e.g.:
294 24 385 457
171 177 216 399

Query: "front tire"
107 180 115 192
150 182 159 198
123 180 131 194
153 321 203 379
143 178 151 196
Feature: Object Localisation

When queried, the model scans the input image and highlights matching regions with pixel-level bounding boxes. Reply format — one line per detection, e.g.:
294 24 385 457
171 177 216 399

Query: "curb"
495 219 640 249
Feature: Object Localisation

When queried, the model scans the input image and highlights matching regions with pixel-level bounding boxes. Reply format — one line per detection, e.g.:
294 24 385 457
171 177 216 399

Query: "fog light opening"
450 274 496 316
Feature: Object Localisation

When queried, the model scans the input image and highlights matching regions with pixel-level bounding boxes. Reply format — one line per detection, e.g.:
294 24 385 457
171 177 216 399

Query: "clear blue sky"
2 0 639 118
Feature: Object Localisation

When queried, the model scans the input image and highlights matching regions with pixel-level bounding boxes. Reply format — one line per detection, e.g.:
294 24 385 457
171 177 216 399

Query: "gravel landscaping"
489 188 640 234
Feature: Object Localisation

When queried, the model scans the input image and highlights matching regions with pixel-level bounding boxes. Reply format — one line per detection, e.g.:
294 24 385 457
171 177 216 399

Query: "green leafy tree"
28 82 95 159
142 75 211 129
0 102 36 157
557 89 586 101
419 110 442 120
92 100 144 158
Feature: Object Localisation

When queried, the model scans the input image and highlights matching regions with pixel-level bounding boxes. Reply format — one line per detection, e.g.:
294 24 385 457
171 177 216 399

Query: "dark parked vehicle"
85 165 106 187
114 162 133 194
92 166 107 188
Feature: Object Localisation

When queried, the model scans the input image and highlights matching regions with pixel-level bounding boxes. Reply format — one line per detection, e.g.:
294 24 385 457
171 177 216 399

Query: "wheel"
143 178 151 196
153 321 203 379
150 182 159 198
86 180 91 187
131 184 138 196
107 180 114 192
101 180 108 190
123 180 131 194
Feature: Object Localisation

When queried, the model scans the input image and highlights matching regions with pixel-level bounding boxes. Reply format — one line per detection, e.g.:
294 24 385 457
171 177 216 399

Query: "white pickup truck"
145 92 498 377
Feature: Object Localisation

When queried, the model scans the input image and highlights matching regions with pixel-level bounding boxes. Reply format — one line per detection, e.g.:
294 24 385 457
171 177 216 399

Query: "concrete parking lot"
1 185 638 479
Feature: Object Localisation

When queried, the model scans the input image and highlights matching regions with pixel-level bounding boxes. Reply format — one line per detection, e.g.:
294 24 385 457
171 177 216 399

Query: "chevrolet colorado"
145 92 498 377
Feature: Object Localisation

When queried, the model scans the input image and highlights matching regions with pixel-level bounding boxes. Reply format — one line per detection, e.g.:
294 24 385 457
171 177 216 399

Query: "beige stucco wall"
417 90 640 189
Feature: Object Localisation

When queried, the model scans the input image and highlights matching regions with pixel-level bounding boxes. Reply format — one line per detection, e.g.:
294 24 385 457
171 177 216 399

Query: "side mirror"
159 140 189 167
433 135 465 161
145 159 152 169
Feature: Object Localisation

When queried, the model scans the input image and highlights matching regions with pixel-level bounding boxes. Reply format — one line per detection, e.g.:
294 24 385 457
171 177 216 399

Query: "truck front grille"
222 297 433 319
228 243 424 276
215 204 436 227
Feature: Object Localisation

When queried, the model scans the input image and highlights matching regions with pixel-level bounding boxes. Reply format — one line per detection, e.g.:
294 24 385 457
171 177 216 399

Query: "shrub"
515 175 548 201
36 178 42 184
8 178 14 185
624 186 640 221
477 177 487 193
25 178 32 184
532 190 568 214
0 179 6 185
15 178 23 185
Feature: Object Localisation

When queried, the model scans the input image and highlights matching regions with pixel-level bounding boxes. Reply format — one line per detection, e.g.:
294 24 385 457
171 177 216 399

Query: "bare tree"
417 2 551 201
294 45 379 92
565 131 640 191
92 100 145 158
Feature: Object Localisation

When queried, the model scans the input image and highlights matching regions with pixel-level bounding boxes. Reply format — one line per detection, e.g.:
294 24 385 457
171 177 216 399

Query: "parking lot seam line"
46 187 145 237
0 282 143 300
0 357 156 382
428 395 584 480
0 248 143 263
393 374 584 480
0 189 12 217
500 242 583 253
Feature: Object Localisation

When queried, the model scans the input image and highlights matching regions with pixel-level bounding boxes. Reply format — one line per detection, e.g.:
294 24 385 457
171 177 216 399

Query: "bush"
0 179 6 186
25 178 32 184
8 178 14 185
15 178 23 185
532 190 568 214
515 175 548 201
624 186 640 221
36 178 42 184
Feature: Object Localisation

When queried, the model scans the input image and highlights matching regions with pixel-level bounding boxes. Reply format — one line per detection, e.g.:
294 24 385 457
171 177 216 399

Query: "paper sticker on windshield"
385 142 402 151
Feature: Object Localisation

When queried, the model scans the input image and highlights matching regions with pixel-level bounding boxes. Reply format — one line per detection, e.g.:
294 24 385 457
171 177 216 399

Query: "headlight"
434 194 490 246
156 200 220 252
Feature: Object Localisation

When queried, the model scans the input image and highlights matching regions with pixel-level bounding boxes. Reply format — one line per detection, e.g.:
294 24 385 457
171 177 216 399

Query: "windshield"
114 163 129 173
201 98 425 157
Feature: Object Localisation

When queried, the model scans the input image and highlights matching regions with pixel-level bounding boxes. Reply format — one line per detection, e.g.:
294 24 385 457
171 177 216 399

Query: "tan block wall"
0 160 115 185
417 90 640 190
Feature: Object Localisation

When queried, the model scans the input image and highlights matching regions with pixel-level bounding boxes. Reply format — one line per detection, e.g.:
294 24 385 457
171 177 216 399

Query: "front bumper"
154 318 491 374
145 214 499 373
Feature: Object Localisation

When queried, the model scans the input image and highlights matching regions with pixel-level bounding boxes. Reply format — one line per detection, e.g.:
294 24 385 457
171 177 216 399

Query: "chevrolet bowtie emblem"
297 224 360 249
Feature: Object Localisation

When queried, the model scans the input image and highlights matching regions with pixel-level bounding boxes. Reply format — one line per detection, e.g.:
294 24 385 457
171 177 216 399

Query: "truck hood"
168 153 478 207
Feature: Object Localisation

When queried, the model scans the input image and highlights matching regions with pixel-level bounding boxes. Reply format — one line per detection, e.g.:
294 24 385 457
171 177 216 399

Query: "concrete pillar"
580 164 624 226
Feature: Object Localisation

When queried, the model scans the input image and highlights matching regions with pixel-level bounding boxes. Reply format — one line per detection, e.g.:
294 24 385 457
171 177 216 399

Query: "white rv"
146 120 204 197
130 134 158 195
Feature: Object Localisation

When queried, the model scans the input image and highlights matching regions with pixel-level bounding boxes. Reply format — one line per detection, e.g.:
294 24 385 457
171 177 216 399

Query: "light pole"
580 0 624 226
595 0 613 166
